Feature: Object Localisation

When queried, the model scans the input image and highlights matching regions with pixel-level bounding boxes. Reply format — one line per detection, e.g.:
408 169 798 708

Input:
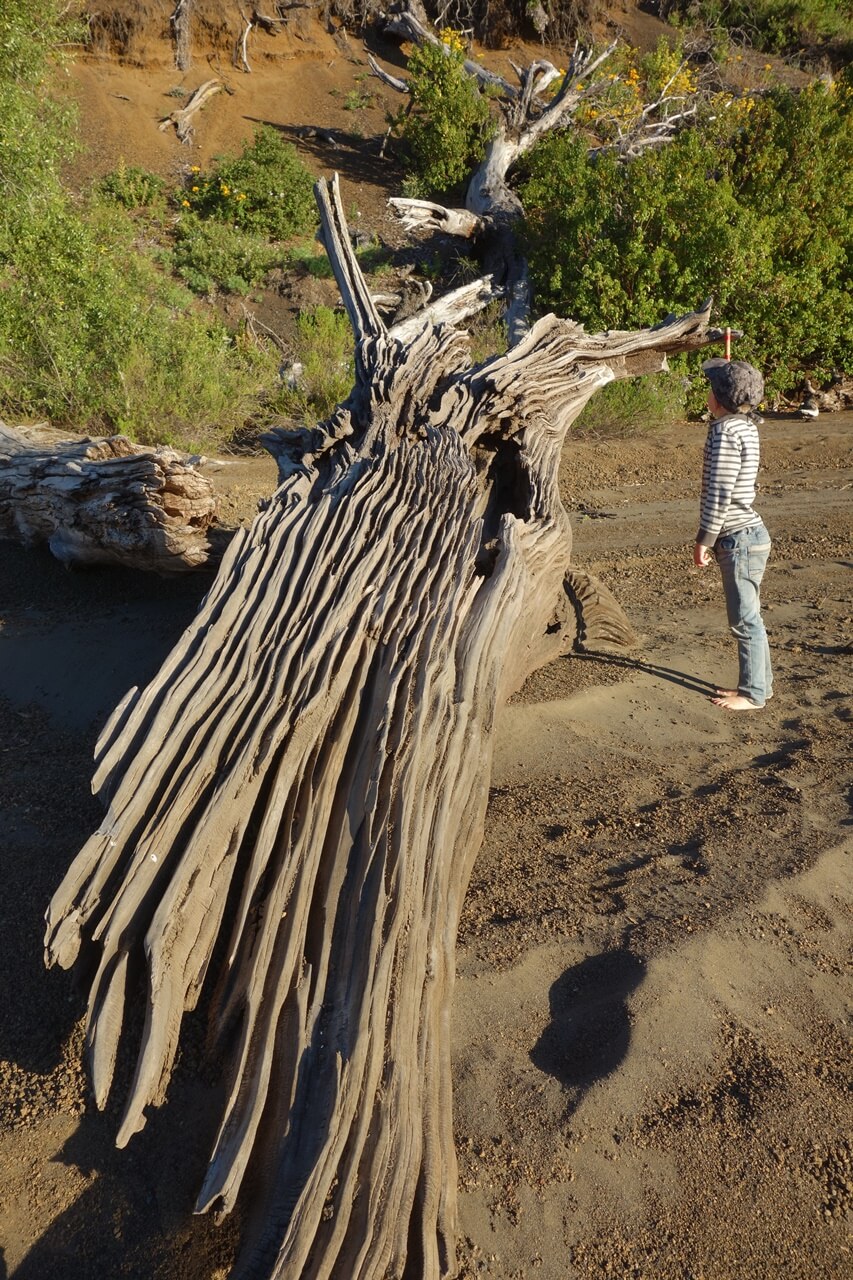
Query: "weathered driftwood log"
45 176 720 1280
159 78 222 142
0 424 218 572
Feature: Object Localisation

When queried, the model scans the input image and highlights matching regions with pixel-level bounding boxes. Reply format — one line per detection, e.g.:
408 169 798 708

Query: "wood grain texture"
45 176 716 1279
0 424 218 571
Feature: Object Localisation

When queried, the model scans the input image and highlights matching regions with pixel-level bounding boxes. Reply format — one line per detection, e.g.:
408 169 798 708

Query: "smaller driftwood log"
159 79 223 143
0 423 219 572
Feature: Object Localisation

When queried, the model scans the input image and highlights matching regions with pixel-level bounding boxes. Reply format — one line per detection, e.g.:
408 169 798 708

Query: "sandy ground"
0 411 850 1279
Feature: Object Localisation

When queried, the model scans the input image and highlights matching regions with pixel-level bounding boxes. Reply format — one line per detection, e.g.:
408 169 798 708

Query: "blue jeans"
714 522 773 706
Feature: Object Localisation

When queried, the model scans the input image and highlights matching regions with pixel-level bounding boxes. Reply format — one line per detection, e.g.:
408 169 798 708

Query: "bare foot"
710 693 763 711
714 688 773 701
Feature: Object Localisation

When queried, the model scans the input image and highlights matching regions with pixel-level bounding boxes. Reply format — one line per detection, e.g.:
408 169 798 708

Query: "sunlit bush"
269 307 355 424
662 0 853 58
394 36 495 197
172 217 280 295
180 126 318 240
521 74 853 402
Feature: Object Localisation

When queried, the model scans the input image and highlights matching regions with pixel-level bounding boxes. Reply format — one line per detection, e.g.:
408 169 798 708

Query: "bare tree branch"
158 79 223 142
387 196 484 238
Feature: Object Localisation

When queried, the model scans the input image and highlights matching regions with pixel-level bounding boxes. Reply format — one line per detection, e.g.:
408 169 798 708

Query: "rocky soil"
1 411 851 1278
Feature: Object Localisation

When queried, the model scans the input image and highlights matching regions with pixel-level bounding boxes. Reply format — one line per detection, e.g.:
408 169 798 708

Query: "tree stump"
45 177 720 1279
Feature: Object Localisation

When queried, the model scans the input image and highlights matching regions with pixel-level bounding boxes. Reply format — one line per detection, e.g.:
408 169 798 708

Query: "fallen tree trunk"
0 424 219 572
159 78 223 142
45 174 721 1279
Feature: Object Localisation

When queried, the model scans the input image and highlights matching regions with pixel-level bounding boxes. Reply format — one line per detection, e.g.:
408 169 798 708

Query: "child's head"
702 359 764 415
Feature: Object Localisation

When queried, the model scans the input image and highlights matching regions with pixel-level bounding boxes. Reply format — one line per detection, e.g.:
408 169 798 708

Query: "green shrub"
468 301 508 365
0 195 278 444
271 307 354 423
113 312 277 448
181 126 318 240
0 0 80 211
284 237 392 279
98 159 166 209
0 3 283 448
172 216 278 294
574 373 688 436
520 75 853 404
395 36 495 197
663 0 853 56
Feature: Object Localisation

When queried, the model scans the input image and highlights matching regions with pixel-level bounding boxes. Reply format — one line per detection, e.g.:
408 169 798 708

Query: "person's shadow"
531 948 645 1109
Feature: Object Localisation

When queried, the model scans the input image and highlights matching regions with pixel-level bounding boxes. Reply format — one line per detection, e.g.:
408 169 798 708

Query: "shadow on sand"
530 947 645 1109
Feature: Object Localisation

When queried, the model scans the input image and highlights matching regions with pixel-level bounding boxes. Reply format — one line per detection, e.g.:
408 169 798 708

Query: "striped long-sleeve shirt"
696 413 762 546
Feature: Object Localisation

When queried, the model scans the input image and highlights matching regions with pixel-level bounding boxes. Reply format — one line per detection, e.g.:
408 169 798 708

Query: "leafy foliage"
0 4 281 446
97 160 166 209
662 0 853 57
271 307 355 424
0 197 276 444
171 217 279 295
521 75 853 402
573 37 699 139
394 34 495 197
574 373 688 436
0 0 79 210
180 126 318 240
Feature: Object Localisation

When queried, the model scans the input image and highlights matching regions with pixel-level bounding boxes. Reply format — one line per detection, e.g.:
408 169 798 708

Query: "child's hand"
693 543 713 567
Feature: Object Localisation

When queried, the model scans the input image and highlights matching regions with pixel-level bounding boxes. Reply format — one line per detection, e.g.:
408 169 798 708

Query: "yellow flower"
181 199 190 207
192 185 199 191
190 165 200 173
237 193 247 201
763 63 772 71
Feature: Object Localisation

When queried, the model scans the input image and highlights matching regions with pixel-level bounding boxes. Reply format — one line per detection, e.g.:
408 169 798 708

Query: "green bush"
663 0 853 56
181 126 318 240
574 373 688 436
98 159 166 209
172 216 278 295
395 36 495 197
0 0 79 213
271 307 354 424
520 75 853 404
0 196 278 444
468 301 508 365
0 2 282 448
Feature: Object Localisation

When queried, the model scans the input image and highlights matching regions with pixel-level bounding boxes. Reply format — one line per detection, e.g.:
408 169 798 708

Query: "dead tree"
378 1 700 339
0 424 218 571
159 79 223 143
45 172 721 1279
171 0 193 71
45 12 722 1277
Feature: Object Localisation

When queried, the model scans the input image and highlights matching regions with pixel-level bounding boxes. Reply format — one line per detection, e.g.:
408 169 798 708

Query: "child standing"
694 358 773 711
